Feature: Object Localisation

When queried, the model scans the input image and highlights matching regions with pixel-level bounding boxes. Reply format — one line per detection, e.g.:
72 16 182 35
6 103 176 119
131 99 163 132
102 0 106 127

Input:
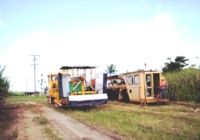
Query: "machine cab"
122 70 165 104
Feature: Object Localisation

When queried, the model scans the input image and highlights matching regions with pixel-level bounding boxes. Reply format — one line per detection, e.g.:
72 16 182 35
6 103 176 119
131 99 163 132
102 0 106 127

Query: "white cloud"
2 12 198 91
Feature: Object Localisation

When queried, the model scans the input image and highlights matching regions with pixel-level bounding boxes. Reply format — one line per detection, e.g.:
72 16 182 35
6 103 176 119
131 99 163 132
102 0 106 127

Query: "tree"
0 66 9 107
162 56 189 73
106 64 117 76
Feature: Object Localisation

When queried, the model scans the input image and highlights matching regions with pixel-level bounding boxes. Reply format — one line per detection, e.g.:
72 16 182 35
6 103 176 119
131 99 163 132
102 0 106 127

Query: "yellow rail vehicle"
107 70 169 104
48 66 108 107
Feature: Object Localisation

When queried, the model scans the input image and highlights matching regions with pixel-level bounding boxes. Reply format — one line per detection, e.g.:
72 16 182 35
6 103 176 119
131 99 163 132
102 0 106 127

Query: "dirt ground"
0 104 19 140
0 102 118 140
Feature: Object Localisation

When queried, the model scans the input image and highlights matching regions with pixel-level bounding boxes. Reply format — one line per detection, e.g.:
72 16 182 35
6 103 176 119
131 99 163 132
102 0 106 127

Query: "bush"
0 67 9 107
164 68 200 102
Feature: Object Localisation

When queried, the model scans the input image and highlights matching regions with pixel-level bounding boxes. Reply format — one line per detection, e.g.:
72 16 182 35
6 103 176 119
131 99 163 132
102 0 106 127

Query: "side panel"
140 73 145 100
62 74 70 97
48 74 59 104
95 73 107 94
131 86 140 101
48 76 59 98
58 73 70 98
69 94 108 107
126 85 140 101
124 74 141 101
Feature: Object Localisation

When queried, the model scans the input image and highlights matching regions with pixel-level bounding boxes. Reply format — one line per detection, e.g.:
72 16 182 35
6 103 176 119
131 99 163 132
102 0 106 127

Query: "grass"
44 128 63 140
6 94 47 104
61 102 200 140
33 116 49 125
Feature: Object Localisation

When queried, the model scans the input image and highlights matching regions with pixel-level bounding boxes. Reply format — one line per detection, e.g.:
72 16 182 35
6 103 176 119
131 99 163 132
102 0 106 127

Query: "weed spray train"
47 66 108 107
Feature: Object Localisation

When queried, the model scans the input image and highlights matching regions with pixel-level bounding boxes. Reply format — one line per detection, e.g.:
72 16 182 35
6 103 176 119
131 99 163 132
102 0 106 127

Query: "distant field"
6 96 200 140
6 95 47 104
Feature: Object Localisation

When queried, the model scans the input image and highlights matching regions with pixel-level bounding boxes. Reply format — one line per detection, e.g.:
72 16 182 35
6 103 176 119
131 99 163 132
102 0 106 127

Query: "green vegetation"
64 102 200 140
33 116 49 125
106 64 117 76
0 66 9 107
44 128 63 140
9 91 25 96
164 68 200 102
162 56 200 102
162 56 189 73
6 94 46 104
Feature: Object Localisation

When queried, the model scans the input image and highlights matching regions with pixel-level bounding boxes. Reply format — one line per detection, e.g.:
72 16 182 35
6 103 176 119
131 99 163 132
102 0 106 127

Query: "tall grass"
0 66 9 107
164 68 200 102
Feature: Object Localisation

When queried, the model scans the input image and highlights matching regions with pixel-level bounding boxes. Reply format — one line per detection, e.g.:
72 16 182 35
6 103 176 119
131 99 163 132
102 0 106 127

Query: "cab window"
126 76 133 85
133 75 140 85
126 75 140 85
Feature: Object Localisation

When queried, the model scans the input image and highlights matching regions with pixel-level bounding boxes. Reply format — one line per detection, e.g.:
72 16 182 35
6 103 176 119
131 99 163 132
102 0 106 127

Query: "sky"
0 0 200 91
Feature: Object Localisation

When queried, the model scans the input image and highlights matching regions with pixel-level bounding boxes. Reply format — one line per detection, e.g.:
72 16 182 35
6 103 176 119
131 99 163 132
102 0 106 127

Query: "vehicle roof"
107 70 160 79
119 70 161 76
60 66 96 70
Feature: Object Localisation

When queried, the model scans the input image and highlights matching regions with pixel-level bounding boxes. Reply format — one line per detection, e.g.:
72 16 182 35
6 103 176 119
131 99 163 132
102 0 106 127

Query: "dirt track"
15 103 115 140
44 106 114 140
